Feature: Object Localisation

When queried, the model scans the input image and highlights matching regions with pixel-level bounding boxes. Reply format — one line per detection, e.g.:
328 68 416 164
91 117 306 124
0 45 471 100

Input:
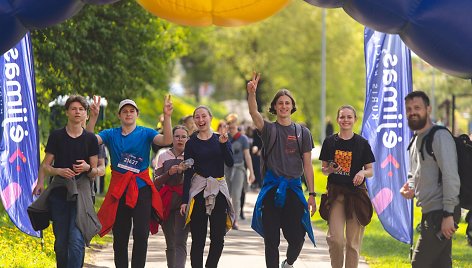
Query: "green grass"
310 160 472 268
0 172 111 267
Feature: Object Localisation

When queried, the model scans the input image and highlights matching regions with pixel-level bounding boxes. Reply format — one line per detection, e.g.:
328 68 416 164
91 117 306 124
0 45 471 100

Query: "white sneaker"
280 260 294 268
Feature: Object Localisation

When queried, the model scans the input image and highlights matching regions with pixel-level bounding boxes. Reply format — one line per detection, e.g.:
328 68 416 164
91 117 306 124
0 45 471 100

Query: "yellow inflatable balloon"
137 0 292 26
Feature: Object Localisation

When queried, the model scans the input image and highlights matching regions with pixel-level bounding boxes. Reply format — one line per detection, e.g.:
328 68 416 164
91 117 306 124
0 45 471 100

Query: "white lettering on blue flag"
0 33 40 237
362 28 413 244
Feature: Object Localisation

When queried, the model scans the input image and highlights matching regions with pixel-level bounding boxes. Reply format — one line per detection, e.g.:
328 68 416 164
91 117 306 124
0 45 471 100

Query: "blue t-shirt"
99 126 158 188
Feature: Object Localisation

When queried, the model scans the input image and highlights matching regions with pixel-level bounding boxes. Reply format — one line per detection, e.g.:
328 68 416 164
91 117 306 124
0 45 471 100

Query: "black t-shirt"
319 133 375 187
45 127 99 170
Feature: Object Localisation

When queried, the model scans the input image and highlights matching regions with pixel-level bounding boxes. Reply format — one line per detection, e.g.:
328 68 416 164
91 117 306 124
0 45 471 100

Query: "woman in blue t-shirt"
180 105 234 268
319 105 375 268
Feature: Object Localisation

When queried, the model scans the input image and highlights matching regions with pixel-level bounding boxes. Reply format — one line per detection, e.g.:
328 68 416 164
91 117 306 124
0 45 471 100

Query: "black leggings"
189 191 228 268
262 188 306 268
112 186 152 268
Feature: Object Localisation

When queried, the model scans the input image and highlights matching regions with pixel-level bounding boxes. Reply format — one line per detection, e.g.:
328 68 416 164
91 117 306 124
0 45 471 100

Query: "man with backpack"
400 91 460 268
247 72 316 268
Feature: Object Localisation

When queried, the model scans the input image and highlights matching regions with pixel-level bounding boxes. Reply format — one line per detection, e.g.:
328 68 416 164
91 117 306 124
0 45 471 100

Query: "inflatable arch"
1 0 472 79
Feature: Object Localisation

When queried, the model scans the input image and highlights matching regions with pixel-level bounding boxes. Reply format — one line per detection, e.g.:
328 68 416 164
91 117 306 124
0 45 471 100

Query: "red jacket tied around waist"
159 184 183 221
98 170 163 236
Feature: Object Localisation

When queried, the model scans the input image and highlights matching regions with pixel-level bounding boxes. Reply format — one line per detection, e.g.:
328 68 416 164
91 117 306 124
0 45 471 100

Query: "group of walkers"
28 69 465 268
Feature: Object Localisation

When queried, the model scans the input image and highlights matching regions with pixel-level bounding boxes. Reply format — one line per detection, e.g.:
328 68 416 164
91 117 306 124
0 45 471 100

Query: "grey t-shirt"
230 133 249 164
261 121 314 178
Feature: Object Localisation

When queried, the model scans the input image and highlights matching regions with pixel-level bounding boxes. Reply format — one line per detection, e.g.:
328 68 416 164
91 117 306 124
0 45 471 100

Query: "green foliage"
412 58 472 133
181 1 366 141
0 193 110 267
362 215 472 268
31 0 190 141
135 92 228 131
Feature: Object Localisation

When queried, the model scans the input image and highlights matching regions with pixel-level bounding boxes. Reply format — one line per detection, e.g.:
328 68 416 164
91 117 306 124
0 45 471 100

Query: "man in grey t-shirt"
247 72 316 268
400 91 460 268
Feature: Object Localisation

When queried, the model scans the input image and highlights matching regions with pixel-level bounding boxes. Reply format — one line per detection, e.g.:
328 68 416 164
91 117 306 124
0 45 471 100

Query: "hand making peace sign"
246 71 261 94
90 95 101 117
163 94 173 116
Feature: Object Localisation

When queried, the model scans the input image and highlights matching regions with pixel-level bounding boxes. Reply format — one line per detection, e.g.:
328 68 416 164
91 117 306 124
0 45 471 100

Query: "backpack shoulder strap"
294 123 304 159
260 122 277 162
423 125 450 161
407 133 417 152
260 122 277 175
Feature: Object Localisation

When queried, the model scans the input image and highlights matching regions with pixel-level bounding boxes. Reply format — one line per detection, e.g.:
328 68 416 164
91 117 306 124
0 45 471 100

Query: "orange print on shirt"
334 149 352 176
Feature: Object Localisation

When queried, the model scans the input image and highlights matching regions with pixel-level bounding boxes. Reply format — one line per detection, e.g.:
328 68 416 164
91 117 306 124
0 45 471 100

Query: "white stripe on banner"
0 32 40 237
362 28 413 244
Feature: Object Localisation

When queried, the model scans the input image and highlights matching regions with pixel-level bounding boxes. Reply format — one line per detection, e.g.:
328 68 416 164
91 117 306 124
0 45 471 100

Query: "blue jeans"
49 189 85 268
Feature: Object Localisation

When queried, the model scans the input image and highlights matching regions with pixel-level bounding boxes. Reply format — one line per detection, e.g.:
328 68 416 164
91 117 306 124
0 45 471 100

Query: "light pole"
320 8 326 143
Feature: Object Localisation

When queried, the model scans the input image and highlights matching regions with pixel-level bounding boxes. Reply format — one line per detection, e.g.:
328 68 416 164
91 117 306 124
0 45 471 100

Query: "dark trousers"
240 188 246 218
262 188 305 268
112 186 152 268
412 210 454 268
49 190 85 268
189 191 228 268
466 211 472 240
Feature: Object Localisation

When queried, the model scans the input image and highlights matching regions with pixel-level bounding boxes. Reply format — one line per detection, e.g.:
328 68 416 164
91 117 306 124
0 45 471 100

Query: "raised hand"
218 124 229 143
246 71 261 94
90 95 101 117
163 94 173 116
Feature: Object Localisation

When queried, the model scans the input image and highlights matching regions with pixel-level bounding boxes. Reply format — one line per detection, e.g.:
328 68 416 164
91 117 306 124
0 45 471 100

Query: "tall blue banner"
0 33 40 237
362 28 413 244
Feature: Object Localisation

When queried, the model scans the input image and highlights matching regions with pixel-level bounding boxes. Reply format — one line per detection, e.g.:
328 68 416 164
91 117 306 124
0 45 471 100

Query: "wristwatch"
443 211 454 218
308 192 317 197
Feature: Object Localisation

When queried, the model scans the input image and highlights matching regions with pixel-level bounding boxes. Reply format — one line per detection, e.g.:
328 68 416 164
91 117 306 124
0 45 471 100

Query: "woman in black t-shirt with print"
319 105 375 268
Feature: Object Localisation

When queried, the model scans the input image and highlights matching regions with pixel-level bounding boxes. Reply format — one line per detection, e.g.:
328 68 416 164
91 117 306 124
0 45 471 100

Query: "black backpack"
408 125 472 210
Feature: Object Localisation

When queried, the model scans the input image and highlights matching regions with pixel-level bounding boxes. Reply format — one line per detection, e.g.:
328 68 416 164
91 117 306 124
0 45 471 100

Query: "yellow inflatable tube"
137 0 292 27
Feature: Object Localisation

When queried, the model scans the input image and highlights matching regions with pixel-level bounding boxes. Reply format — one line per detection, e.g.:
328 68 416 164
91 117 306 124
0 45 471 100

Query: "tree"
181 2 366 140
32 0 189 139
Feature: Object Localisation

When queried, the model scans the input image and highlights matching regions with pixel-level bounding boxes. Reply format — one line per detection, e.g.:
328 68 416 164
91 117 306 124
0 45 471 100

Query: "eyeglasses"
173 135 188 139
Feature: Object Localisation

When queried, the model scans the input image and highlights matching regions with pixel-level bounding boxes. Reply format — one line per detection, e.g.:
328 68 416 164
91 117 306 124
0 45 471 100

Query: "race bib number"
117 153 143 173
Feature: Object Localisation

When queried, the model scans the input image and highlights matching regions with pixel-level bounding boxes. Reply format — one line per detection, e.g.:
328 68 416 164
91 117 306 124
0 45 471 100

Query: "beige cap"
118 99 139 113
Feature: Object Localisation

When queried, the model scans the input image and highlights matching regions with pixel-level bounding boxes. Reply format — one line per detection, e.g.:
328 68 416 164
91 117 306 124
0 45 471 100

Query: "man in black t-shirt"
32 95 99 268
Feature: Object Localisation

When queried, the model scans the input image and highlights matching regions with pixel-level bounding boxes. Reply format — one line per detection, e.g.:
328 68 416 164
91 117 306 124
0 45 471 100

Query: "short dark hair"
65 95 88 110
269 89 297 115
405 91 430 106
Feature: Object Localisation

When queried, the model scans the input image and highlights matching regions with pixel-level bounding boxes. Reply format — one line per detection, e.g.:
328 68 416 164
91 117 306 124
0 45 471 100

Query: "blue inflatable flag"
0 33 40 237
362 28 413 244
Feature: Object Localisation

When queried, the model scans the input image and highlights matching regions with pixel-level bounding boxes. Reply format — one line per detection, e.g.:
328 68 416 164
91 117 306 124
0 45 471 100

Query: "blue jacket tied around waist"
251 170 316 246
